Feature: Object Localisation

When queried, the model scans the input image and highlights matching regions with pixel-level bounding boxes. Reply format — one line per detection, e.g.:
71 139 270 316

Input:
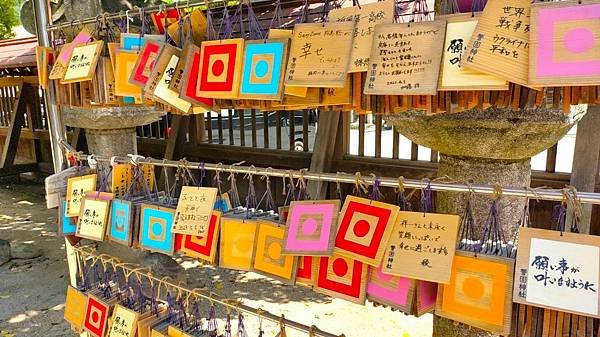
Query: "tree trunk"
433 154 531 337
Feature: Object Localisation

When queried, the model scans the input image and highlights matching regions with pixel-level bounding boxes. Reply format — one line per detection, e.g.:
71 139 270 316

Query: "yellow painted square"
64 286 87 328
219 218 257 271
115 50 143 98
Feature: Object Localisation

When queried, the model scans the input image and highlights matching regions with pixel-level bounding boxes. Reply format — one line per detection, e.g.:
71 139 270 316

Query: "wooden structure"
0 37 56 177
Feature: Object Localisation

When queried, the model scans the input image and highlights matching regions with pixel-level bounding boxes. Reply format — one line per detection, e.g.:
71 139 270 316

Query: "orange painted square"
252 221 296 283
441 255 507 326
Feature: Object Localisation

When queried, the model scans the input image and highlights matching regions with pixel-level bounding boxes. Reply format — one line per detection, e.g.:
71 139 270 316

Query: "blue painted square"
214 198 230 212
60 199 77 235
122 35 145 51
240 42 285 97
140 205 175 255
109 199 132 245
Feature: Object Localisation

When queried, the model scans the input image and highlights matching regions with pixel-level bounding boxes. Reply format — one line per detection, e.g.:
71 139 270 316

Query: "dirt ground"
0 182 432 337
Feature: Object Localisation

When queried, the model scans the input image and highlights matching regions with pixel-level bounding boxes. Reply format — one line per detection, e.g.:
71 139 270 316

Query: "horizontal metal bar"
74 247 338 337
59 140 599 205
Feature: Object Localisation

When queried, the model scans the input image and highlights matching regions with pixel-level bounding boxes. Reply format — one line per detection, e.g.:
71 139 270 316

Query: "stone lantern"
386 105 583 337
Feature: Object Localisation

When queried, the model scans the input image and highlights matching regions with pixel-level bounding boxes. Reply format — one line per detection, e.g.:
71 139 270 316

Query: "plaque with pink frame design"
282 200 340 255
367 265 415 312
529 0 600 86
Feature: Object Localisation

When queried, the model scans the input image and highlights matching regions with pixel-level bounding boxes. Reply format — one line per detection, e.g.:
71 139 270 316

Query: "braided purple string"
396 189 412 211
136 282 146 313
245 178 257 219
369 177 382 201
199 163 206 187
167 293 175 323
237 314 248 337
552 203 567 234
208 305 218 333
420 182 432 213
224 314 232 337
192 300 201 332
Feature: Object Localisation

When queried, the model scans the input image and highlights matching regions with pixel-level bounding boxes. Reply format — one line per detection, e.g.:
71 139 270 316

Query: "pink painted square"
367 265 413 311
282 200 340 255
417 280 438 310
536 3 600 77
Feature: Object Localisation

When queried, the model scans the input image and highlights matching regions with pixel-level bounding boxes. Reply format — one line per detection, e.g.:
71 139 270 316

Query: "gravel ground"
0 182 432 337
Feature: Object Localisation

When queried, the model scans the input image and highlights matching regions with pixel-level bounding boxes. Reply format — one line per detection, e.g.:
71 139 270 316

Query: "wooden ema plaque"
196 38 245 99
49 28 92 80
219 218 258 271
77 196 110 241
364 20 447 95
66 174 97 217
514 227 600 319
268 29 308 98
334 196 399 266
173 186 218 236
461 0 532 87
179 211 221 264
284 22 355 88
129 40 165 88
61 41 104 84
382 211 460 284
328 0 395 73
139 204 176 255
437 251 514 335
282 200 340 256
529 0 600 86
251 220 297 284
177 43 214 110
314 253 368 304
239 39 289 100
438 14 509 91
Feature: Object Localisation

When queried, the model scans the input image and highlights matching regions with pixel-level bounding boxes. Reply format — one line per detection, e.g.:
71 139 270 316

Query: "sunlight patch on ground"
14 201 34 206
180 260 201 269
50 303 65 311
8 310 39 323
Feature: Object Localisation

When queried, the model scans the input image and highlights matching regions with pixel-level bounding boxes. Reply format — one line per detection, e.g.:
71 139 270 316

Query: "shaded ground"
0 182 432 337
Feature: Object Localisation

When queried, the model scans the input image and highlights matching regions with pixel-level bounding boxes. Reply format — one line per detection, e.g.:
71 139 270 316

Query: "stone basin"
385 106 583 160
62 105 166 156
62 105 166 130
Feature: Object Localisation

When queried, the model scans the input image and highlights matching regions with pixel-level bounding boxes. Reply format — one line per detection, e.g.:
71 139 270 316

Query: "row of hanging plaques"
57 166 600 336
40 0 600 115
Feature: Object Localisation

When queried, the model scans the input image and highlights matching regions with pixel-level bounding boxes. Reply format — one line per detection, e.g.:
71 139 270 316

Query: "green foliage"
0 0 18 40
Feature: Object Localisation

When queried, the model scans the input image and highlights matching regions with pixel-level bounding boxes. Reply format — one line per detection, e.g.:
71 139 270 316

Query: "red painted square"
198 43 238 92
335 200 393 260
151 9 180 34
83 296 109 337
317 256 365 300
297 256 313 281
174 233 184 252
185 49 213 108
131 41 163 85
182 213 218 256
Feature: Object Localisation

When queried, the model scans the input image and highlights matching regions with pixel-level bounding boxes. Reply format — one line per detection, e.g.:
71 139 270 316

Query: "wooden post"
0 83 27 169
308 111 342 199
567 105 600 234
159 114 188 186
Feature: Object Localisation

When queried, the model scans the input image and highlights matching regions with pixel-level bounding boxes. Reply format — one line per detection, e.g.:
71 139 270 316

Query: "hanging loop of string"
228 163 243 209
395 176 412 211
369 174 383 201
352 172 369 197
244 167 258 218
420 179 433 214
478 185 508 257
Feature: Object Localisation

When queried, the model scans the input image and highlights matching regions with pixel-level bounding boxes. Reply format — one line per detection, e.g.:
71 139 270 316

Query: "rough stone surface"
86 128 137 157
385 107 578 160
0 239 10 266
10 243 43 260
433 155 531 337
96 243 186 285
62 106 165 130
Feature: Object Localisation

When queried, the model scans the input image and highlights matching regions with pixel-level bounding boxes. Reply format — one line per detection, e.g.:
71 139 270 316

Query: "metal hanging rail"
74 246 340 337
59 140 600 205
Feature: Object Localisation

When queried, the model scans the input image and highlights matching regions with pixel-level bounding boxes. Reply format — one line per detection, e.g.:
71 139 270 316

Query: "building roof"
0 37 38 70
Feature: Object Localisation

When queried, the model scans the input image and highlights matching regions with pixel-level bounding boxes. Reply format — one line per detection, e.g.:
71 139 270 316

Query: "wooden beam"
159 114 188 186
567 105 600 234
0 83 27 169
308 111 341 199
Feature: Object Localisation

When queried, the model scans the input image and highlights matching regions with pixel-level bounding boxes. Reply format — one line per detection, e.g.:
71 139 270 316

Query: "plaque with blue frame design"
109 199 134 246
59 199 77 236
139 204 175 255
239 39 288 100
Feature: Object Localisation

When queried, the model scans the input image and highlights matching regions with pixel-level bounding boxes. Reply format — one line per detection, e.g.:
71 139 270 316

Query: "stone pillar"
62 106 186 283
85 128 137 157
434 155 531 337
